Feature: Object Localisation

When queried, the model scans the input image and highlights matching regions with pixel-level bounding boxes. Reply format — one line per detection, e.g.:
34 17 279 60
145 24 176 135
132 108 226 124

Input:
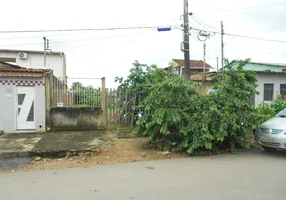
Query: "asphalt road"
0 157 32 171
0 150 286 200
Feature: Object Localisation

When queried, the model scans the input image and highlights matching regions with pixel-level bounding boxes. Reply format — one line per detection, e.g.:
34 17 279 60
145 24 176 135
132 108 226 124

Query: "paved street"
0 157 32 171
0 150 286 200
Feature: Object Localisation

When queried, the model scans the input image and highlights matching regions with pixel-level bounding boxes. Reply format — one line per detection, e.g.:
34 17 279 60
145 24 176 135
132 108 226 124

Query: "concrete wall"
173 66 210 76
0 76 46 133
255 73 286 105
50 107 104 131
0 51 66 82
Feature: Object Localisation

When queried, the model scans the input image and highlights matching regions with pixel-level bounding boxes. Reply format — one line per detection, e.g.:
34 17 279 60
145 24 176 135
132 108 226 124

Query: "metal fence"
50 77 102 108
49 76 143 128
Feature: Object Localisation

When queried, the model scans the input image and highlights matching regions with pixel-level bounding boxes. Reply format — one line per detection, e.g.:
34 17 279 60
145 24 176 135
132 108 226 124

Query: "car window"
276 109 286 118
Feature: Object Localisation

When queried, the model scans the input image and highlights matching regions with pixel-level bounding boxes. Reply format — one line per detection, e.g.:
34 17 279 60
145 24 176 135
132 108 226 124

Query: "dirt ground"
12 137 186 173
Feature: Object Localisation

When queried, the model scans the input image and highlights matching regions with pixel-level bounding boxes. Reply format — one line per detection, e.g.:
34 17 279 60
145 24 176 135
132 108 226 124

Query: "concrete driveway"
0 150 286 200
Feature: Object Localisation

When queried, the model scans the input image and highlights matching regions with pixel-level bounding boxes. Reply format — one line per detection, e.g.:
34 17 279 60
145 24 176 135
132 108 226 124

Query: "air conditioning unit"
18 52 28 60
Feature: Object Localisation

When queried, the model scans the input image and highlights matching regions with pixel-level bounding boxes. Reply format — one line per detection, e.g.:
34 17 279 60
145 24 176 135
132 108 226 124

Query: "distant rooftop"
250 62 286 67
172 59 213 69
0 61 52 74
245 62 286 73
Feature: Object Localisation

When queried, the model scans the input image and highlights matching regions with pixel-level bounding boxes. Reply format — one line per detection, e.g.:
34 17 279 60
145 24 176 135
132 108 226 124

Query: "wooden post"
130 91 136 127
109 88 112 126
44 71 53 131
101 77 107 129
119 88 123 127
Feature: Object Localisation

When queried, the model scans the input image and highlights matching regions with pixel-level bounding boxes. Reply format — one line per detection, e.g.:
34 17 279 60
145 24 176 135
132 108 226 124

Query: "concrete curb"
0 152 30 159
0 149 101 159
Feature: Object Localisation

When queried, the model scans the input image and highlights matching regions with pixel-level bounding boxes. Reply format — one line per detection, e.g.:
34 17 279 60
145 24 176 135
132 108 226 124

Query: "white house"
203 62 286 106
0 49 66 82
255 72 286 105
240 62 286 105
0 62 49 133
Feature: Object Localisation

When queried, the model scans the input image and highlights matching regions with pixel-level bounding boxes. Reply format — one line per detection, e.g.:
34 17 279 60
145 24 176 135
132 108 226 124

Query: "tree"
132 59 259 154
184 59 258 154
115 61 171 123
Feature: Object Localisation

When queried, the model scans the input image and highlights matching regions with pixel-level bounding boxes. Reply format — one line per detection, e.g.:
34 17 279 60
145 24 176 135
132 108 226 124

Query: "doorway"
16 87 35 130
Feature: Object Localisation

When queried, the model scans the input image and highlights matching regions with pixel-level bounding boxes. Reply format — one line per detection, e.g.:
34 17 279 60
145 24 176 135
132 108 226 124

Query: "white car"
256 108 286 152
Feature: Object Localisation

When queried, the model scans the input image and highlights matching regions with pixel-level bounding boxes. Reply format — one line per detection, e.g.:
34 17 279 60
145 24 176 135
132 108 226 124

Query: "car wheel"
261 146 277 152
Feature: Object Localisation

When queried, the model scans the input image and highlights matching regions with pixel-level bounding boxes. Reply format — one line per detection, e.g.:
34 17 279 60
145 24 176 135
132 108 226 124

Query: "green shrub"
255 97 286 126
117 59 264 154
184 59 258 154
132 59 259 154
134 75 199 150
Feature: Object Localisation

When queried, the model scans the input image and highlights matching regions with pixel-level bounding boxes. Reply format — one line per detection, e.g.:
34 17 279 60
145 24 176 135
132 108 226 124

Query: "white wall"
255 73 286 105
0 51 66 82
0 76 46 133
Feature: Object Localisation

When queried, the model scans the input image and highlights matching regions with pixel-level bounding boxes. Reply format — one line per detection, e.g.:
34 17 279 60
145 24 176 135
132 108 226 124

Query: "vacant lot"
3 137 186 173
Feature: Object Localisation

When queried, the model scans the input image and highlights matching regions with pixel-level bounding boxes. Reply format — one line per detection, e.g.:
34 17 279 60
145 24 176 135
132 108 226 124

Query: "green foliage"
255 96 286 125
115 60 172 121
115 60 169 96
185 60 258 154
71 83 101 107
130 59 259 154
134 75 199 150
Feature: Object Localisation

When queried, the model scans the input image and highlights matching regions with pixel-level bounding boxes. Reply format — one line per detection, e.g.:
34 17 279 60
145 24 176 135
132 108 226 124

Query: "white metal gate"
16 87 35 130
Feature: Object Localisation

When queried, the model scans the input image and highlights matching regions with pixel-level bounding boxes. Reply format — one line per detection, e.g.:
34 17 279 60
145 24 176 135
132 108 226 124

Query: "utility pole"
221 21 224 71
216 57 219 72
43 37 47 69
43 37 51 69
203 43 206 75
183 0 190 80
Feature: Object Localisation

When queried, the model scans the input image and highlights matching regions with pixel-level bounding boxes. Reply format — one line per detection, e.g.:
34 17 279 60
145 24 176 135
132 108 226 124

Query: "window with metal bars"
264 84 274 101
280 84 286 100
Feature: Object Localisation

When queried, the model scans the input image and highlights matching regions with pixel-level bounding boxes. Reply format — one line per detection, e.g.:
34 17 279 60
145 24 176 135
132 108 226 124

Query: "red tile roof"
0 68 52 73
0 61 52 76
0 61 26 69
173 59 212 68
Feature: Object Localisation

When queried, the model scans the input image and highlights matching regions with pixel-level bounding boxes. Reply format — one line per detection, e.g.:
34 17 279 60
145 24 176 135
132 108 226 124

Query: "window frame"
264 83 274 101
280 84 286 99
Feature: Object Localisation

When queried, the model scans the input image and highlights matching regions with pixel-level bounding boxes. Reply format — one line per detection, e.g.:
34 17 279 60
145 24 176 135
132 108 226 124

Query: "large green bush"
184 60 258 154
134 75 199 150
118 59 259 154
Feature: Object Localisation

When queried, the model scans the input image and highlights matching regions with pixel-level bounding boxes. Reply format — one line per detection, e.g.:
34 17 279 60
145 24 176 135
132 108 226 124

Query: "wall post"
101 77 107 129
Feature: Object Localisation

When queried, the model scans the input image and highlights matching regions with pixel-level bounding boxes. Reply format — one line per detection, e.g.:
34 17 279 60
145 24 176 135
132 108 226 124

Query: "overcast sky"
0 0 285 87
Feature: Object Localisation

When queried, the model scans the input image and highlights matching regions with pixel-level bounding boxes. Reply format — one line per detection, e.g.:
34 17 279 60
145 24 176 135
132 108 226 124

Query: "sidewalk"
0 133 42 158
0 131 107 158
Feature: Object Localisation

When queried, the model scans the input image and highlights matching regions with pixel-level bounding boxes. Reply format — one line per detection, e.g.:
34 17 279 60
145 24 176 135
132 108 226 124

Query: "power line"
211 8 286 20
228 4 267 10
0 31 97 40
0 31 150 47
0 26 169 34
267 0 286 6
224 33 286 43
191 15 218 31
190 27 286 44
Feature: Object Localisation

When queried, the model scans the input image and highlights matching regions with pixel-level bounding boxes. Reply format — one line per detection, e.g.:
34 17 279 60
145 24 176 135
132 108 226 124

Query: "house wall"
174 67 210 76
255 73 286 105
0 51 66 82
0 76 46 133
